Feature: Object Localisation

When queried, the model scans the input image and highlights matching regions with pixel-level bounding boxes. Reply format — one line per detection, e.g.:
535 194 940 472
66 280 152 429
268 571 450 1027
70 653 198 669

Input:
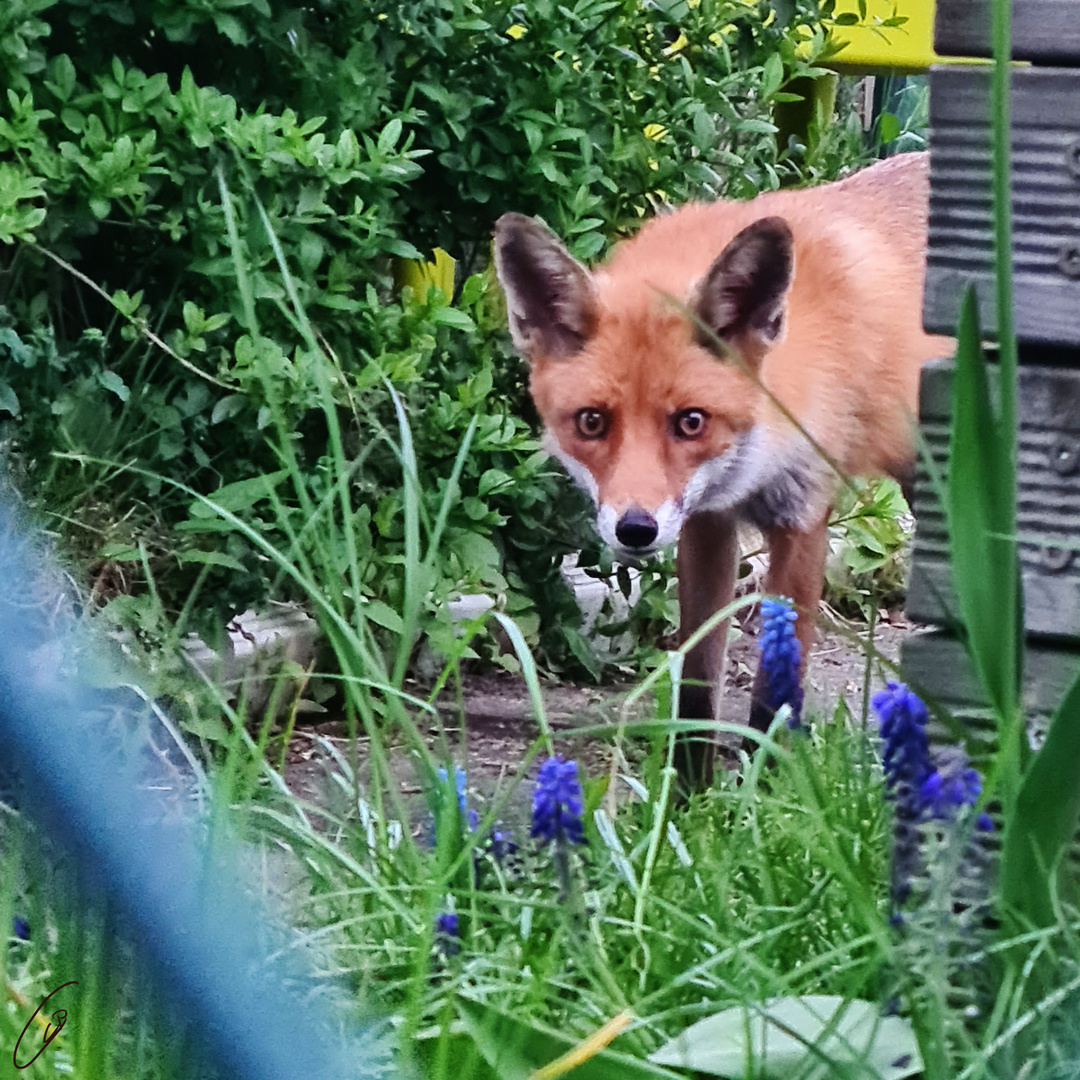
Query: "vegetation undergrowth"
0 0 901 679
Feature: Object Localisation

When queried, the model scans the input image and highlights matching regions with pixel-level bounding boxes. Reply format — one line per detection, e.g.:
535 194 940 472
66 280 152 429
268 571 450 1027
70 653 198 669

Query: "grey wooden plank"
906 358 1080 637
924 66 1080 347
935 0 1080 63
900 629 1080 753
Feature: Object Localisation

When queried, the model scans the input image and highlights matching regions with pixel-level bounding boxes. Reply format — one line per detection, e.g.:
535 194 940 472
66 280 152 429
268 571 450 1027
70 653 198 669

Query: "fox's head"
493 211 797 558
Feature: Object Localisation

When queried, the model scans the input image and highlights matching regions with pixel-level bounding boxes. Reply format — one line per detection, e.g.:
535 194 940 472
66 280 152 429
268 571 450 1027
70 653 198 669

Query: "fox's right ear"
493 214 597 360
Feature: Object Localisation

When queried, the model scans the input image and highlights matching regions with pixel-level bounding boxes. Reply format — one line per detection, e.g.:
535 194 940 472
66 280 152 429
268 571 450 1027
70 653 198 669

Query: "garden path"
281 615 912 831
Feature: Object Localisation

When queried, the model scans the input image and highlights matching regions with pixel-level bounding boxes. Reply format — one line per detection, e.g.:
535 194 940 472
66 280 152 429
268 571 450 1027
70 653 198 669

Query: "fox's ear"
692 216 794 354
494 214 597 360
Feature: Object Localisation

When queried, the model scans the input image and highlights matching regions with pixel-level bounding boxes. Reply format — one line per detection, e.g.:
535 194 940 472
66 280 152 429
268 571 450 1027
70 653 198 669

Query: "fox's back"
603 153 931 300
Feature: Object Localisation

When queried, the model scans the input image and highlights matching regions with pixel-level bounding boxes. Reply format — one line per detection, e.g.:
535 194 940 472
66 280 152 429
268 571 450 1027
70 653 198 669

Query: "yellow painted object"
393 247 456 298
826 0 950 72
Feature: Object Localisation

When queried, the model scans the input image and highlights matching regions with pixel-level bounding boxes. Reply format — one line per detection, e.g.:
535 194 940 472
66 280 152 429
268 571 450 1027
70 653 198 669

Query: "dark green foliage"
0 0 843 667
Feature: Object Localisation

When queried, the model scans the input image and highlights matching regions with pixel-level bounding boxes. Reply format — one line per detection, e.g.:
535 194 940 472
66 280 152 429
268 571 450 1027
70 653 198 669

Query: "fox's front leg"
749 510 831 730
675 510 739 790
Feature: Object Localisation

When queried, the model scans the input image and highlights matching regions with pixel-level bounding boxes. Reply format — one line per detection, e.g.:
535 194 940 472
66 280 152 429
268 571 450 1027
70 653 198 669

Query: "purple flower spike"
920 749 981 819
435 912 459 937
759 598 803 726
437 765 478 831
872 682 933 795
438 765 468 815
434 912 460 956
920 746 993 831
531 756 586 846
873 682 934 907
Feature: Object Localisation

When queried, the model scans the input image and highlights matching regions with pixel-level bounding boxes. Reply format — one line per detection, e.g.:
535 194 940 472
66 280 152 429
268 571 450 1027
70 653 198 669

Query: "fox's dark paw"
748 698 774 733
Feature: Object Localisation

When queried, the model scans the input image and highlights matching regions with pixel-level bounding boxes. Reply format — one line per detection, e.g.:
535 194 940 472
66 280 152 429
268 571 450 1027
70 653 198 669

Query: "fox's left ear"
692 216 794 356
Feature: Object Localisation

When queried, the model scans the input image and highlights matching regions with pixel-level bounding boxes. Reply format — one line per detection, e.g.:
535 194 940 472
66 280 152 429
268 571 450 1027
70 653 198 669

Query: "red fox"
494 153 951 787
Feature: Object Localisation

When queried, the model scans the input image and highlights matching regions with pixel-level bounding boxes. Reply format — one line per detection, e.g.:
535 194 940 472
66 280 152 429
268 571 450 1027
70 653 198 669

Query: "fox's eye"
575 408 609 439
673 409 707 439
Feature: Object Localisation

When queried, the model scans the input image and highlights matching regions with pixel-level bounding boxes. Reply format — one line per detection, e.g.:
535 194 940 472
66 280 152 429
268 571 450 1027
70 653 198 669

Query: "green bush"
0 0 848 670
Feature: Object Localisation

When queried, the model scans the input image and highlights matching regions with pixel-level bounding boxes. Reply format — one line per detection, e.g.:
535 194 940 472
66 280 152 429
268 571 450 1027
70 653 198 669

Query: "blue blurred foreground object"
0 508 395 1080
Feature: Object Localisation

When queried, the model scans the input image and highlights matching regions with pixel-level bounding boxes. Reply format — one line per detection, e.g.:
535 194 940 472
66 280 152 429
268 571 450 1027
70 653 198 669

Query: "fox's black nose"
615 508 659 549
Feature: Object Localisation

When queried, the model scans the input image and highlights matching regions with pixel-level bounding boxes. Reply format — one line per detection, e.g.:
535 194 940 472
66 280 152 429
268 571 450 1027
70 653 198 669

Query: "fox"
493 152 951 788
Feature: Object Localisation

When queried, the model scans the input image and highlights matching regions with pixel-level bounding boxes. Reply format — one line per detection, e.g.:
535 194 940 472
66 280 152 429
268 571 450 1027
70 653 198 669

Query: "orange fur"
495 153 951 786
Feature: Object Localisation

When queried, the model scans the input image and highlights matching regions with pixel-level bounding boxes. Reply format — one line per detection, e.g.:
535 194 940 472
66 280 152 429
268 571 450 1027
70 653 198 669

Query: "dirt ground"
282 610 913 824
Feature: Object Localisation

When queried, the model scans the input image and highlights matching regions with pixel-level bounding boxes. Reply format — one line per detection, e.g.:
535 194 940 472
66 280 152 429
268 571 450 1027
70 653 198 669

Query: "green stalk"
990 0 1024 806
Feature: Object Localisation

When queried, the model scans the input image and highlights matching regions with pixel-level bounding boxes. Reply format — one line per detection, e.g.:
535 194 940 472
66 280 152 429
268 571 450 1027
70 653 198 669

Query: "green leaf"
735 117 779 135
183 713 230 742
182 300 204 334
0 381 19 416
571 231 606 260
430 307 475 331
176 550 247 572
1001 665 1080 925
384 238 424 259
211 394 248 424
478 468 512 496
761 52 784 99
451 531 502 579
946 288 1021 725
188 469 291 518
361 599 404 634
97 370 130 401
98 543 142 561
0 328 32 366
878 112 901 144
649 996 922 1079
377 117 403 155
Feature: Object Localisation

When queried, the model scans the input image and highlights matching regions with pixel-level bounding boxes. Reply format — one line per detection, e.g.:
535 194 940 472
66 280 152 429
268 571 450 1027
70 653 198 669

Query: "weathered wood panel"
935 0 1080 64
901 629 1080 755
906 357 1080 636
923 66 1080 347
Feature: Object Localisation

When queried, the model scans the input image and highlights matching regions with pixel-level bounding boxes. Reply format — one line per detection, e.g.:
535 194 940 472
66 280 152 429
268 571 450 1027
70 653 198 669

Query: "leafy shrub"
826 478 912 618
0 0 854 670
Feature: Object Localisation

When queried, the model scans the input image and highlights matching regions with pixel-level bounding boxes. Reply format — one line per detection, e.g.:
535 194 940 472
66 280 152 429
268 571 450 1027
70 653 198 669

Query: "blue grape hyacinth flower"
487 827 518 864
437 765 479 832
920 747 994 831
872 681 933 795
531 756 586 846
758 597 803 726
434 911 460 956
873 681 935 905
873 682 993 911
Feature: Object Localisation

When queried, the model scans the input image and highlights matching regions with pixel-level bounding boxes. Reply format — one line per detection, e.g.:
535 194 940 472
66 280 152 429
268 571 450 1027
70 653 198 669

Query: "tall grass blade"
945 289 1023 777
